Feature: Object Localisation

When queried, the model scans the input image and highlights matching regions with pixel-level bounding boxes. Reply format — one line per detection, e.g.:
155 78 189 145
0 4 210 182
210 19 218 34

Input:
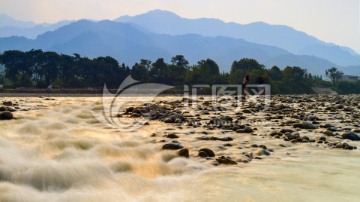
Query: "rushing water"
0 97 359 202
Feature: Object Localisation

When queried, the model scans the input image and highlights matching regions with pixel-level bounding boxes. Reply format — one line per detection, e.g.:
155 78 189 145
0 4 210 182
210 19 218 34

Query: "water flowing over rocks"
122 94 360 167
1 95 360 201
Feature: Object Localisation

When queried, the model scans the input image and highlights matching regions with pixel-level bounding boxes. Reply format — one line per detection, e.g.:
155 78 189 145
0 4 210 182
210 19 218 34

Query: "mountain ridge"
0 11 359 76
115 10 360 66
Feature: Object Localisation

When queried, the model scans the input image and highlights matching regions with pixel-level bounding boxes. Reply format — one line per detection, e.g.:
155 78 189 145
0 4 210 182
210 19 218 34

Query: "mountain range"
0 10 359 76
0 13 73 39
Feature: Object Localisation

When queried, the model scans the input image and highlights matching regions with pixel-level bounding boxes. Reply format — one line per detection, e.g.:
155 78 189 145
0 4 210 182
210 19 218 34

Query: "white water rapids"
0 97 359 202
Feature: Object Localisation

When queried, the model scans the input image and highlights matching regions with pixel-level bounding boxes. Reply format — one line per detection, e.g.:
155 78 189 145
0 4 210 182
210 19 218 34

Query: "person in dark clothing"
242 75 250 100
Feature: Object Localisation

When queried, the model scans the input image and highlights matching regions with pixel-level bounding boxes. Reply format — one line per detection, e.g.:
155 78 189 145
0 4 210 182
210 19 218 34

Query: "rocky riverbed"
120 94 360 166
0 95 359 202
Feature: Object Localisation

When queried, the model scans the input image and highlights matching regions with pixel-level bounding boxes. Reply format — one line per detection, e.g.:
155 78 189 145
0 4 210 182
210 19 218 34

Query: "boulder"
166 133 179 139
254 148 270 156
162 141 184 150
216 156 237 165
198 148 215 157
323 130 334 136
285 131 300 140
293 122 317 129
177 148 189 158
244 126 253 133
341 132 360 141
0 111 13 120
2 101 13 106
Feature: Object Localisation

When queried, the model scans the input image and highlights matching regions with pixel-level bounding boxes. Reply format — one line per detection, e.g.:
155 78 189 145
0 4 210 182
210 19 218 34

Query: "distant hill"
0 13 35 28
0 20 73 39
0 20 285 67
0 19 357 76
0 13 73 39
116 10 360 67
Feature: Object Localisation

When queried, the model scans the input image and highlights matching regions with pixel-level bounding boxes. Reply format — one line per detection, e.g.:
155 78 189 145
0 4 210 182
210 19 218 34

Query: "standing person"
242 75 250 100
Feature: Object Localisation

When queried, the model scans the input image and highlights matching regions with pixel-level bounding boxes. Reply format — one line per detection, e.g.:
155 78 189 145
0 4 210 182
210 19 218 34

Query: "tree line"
0 49 359 94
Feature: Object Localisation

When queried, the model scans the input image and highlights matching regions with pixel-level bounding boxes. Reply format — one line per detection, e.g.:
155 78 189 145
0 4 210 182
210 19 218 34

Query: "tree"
230 58 264 75
149 58 169 83
171 55 189 67
168 55 189 86
269 66 282 81
131 59 151 82
196 59 220 84
325 67 343 85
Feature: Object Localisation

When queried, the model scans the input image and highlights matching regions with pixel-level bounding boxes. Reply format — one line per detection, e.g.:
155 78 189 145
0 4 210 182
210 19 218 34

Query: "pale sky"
1 0 359 53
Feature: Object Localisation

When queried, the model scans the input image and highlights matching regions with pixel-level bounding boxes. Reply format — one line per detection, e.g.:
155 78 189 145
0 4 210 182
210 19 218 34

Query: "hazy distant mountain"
0 20 73 39
0 20 288 67
1 20 350 76
116 10 360 67
0 13 73 39
0 13 35 28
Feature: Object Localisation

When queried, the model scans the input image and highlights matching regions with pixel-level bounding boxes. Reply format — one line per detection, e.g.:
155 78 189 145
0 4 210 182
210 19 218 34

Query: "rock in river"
293 121 317 129
341 132 360 141
178 148 189 158
0 111 14 120
198 148 215 157
216 156 237 165
162 141 184 150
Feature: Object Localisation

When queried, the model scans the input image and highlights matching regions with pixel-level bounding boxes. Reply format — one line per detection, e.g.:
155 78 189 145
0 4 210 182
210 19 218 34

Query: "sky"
0 0 359 53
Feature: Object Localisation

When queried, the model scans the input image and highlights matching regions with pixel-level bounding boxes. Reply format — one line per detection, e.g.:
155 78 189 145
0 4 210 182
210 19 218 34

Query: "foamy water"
0 97 359 202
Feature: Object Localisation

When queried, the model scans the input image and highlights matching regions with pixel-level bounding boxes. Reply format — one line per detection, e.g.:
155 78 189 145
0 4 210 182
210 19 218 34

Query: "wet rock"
318 136 327 141
196 136 233 141
341 132 360 141
2 101 13 106
164 117 175 123
6 106 16 112
198 148 215 157
270 131 282 137
323 130 334 136
242 152 254 159
201 110 210 115
216 156 237 165
285 132 300 140
178 148 189 158
0 111 13 120
301 136 310 142
334 142 356 150
306 115 318 121
280 129 295 133
218 137 233 141
125 107 135 113
0 106 6 111
162 141 184 150
259 145 267 149
321 123 335 129
244 126 253 133
236 129 245 133
254 148 270 156
293 122 317 129
290 139 298 143
199 151 208 158
165 133 179 139
242 109 252 114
